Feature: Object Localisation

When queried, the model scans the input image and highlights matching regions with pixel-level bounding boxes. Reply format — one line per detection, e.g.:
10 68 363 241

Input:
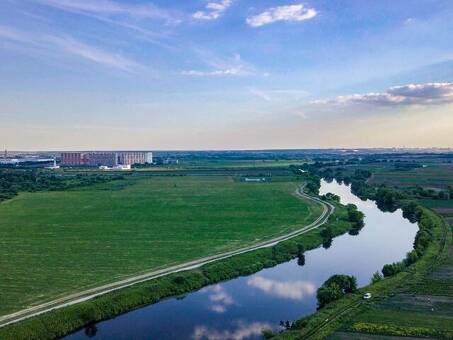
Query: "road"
0 185 334 329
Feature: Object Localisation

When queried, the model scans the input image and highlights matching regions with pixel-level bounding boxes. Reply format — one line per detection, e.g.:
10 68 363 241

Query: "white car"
363 293 372 300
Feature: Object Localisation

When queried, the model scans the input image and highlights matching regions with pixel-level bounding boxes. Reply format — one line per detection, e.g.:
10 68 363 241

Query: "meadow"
0 175 321 317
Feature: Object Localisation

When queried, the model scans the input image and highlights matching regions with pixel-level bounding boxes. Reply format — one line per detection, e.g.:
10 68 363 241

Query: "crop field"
367 164 453 189
0 175 321 317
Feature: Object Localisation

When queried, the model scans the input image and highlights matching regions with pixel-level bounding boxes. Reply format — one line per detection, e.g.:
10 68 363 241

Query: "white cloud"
247 276 316 300
192 321 272 340
313 83 453 107
193 0 232 21
0 25 142 72
247 4 317 27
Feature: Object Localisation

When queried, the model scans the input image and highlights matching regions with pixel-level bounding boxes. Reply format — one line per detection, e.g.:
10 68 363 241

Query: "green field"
367 164 453 189
0 175 321 317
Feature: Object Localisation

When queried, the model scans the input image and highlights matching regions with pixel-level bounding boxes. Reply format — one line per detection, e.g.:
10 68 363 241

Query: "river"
67 179 417 340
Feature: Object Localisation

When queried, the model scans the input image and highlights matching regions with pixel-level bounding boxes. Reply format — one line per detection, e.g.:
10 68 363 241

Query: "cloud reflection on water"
204 285 235 313
247 276 316 300
192 321 272 340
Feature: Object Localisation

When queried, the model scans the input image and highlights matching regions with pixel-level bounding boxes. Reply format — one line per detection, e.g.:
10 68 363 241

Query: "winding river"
67 179 417 340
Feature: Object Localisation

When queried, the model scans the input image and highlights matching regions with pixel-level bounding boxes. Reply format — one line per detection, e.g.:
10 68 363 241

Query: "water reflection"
204 285 235 314
192 321 272 340
67 180 418 340
247 276 316 300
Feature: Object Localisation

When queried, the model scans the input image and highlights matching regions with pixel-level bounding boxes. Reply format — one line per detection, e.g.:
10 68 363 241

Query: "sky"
0 0 452 150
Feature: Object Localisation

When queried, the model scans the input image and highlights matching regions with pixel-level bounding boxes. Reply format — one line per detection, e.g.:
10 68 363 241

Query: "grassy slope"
0 176 321 317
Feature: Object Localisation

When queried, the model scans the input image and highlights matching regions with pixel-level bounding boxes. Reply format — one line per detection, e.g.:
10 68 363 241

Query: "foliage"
382 262 405 277
371 271 383 284
316 274 357 308
350 322 447 338
0 169 124 202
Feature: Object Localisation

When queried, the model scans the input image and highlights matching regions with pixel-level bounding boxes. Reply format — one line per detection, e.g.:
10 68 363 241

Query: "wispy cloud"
312 83 453 107
248 87 271 101
33 0 175 22
48 36 142 71
248 88 309 101
247 4 317 27
192 321 272 340
181 69 244 77
193 0 232 21
181 52 257 77
0 25 143 72
247 276 316 300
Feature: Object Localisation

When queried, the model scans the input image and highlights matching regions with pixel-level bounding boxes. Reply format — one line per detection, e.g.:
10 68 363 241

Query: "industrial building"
117 151 152 166
60 151 153 167
87 152 118 167
61 152 85 166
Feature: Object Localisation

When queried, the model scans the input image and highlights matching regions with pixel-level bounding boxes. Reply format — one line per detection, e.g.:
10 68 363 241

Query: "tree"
261 329 274 339
402 201 421 223
85 324 98 338
323 274 357 293
320 225 333 240
316 282 343 308
404 250 419 266
382 262 405 277
297 254 306 266
316 274 357 308
371 271 382 284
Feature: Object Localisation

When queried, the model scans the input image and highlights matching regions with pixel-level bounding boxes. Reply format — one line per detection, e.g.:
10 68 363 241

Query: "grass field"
0 176 321 317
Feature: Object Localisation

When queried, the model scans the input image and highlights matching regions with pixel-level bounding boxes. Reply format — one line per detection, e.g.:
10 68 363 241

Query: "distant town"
0 150 155 170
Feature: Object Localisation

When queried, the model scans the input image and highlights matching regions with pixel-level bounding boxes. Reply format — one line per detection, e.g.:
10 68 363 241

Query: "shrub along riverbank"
274 166 452 339
0 192 357 340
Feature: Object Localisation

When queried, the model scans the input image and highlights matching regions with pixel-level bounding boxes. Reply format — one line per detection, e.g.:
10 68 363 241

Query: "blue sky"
1 0 452 150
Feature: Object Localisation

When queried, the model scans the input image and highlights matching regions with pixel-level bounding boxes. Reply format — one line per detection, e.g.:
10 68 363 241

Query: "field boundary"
0 185 334 329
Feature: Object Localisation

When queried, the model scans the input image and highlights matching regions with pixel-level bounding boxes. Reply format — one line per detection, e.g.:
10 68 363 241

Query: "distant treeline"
0 169 125 202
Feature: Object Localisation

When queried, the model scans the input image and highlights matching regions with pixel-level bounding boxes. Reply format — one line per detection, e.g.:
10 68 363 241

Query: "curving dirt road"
0 185 334 329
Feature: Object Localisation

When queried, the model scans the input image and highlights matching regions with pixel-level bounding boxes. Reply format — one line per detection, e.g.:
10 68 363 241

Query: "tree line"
0 169 125 202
